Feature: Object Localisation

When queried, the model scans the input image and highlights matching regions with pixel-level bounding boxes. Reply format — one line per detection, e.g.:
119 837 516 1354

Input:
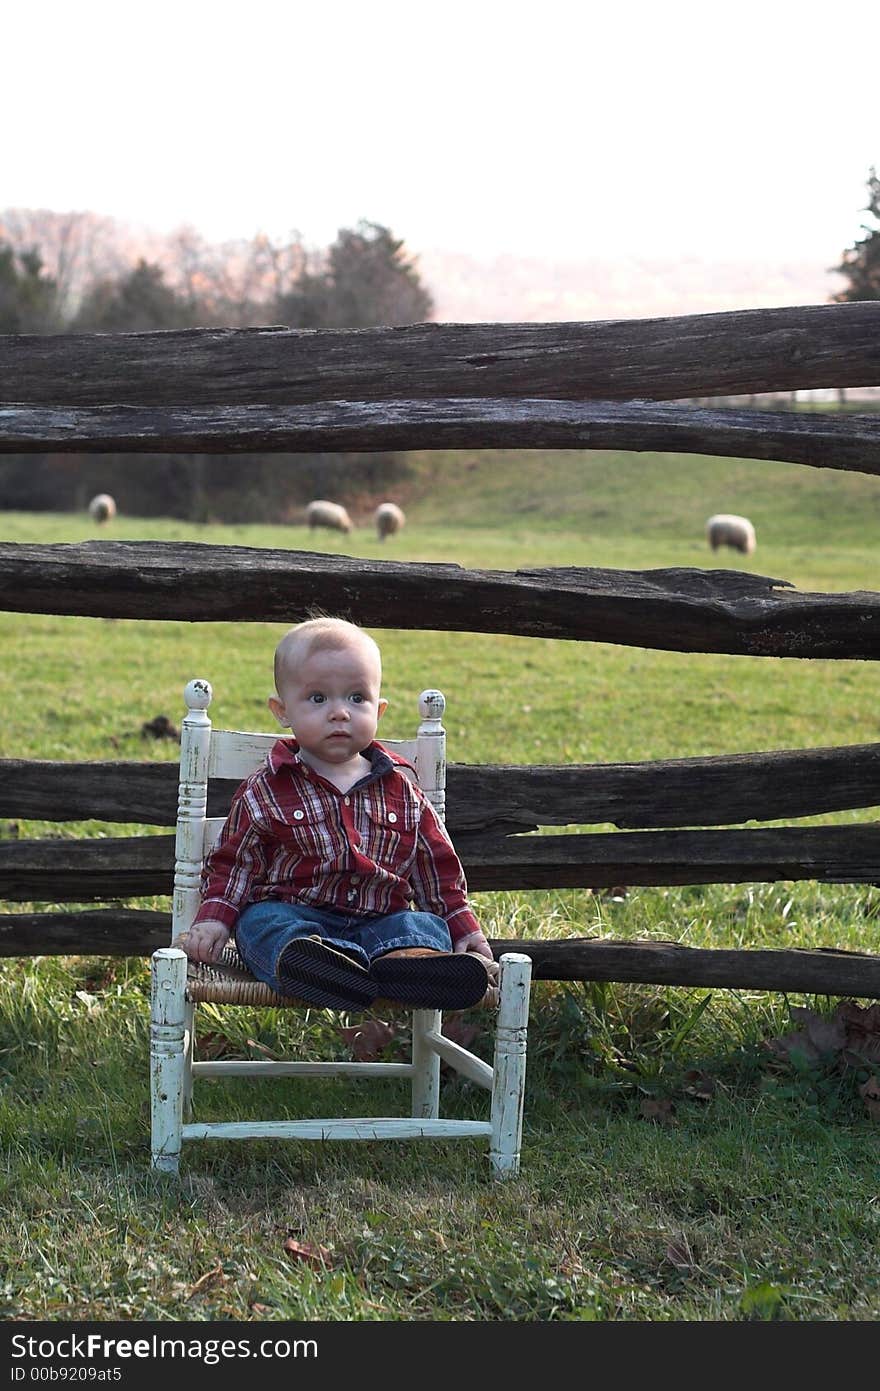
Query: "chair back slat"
207 729 420 781
206 730 279 780
203 817 228 855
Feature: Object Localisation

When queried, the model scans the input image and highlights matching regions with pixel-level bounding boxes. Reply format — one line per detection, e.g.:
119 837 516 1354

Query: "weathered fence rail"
2 400 880 476
3 306 880 993
2 543 880 658
3 304 879 404
3 824 880 905
4 910 880 999
4 741 880 830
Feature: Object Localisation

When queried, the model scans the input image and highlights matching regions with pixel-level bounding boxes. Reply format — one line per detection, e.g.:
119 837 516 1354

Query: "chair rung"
423 1030 493 1090
181 1118 493 1141
191 1061 414 1078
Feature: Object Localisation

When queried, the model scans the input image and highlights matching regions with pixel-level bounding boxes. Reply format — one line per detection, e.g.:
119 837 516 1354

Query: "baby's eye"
308 693 326 705
349 693 365 704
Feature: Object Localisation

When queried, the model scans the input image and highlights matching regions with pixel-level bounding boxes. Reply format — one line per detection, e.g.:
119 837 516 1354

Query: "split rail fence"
3 302 880 998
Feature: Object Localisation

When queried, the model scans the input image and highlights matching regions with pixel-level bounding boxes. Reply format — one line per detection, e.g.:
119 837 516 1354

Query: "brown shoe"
370 950 490 1009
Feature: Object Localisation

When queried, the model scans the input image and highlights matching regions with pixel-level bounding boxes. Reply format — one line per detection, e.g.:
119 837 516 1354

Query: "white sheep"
374 501 405 541
88 493 117 524
305 499 353 535
706 513 756 555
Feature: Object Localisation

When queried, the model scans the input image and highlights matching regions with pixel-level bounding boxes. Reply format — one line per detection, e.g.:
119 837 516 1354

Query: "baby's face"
271 640 387 766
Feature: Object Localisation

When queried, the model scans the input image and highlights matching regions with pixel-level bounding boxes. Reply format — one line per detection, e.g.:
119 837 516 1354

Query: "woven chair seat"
180 941 497 1010
184 942 310 1008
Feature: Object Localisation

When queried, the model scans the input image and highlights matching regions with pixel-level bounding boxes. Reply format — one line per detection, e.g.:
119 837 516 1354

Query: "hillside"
4 437 880 606
392 442 880 564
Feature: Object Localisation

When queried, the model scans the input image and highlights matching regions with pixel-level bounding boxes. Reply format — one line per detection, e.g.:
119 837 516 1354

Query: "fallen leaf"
197 1031 230 1061
790 1005 848 1054
683 1069 715 1101
246 1037 279 1059
283 1238 332 1268
765 1000 880 1072
858 1075 880 1123
338 1018 398 1062
640 1097 675 1125
665 1236 695 1270
836 1001 880 1064
441 1016 479 1051
765 1028 819 1064
186 1264 226 1299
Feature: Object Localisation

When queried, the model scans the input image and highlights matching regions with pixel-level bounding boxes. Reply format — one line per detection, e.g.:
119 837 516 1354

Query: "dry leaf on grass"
640 1097 675 1125
196 1031 231 1061
441 1016 479 1050
665 1236 696 1271
683 1069 715 1101
858 1075 880 1123
186 1264 226 1299
283 1237 332 1268
765 1000 880 1067
338 1018 398 1061
837 1002 880 1065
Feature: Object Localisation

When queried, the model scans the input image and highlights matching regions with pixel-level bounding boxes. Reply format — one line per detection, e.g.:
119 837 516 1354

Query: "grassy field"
2 443 880 1322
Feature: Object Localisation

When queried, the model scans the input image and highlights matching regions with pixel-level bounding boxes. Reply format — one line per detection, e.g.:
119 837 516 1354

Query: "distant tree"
278 220 434 328
72 258 197 331
0 208 128 320
831 167 880 302
0 242 60 331
158 226 307 326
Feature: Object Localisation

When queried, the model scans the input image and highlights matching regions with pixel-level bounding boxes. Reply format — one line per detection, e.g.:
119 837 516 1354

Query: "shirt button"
350 875 360 885
293 809 304 820
346 891 357 902
388 811 398 823
344 796 350 806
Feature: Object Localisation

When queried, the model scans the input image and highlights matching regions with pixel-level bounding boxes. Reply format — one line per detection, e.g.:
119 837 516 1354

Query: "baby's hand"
175 919 231 963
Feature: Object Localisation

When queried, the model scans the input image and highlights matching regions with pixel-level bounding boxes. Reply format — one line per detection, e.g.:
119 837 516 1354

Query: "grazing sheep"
88 493 117 524
374 501 405 541
305 499 353 535
706 513 756 555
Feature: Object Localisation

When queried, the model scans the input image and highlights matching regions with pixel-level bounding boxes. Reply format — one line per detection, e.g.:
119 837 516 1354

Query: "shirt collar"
267 737 413 788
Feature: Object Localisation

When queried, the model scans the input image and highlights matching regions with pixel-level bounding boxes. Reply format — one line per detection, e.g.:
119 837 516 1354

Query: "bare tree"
0 208 129 319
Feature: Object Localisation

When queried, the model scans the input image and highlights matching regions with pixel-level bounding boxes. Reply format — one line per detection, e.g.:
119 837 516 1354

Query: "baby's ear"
376 697 389 720
267 694 290 727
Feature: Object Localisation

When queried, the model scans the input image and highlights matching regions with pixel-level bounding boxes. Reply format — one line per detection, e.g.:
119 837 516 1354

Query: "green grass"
2 444 880 1321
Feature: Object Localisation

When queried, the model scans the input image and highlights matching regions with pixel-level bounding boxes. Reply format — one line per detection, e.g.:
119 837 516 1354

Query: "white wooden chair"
150 679 532 1178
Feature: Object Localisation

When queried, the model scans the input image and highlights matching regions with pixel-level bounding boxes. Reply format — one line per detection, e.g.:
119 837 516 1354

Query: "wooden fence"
3 302 880 996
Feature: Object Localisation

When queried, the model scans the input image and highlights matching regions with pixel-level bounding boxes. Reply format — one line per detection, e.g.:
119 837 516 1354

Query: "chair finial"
418 689 446 719
184 678 213 711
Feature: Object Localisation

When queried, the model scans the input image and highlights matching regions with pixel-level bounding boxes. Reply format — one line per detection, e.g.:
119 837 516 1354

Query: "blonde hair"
273 617 382 692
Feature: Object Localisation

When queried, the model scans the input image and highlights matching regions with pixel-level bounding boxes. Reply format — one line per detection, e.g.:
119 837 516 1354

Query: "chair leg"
489 953 533 1178
411 1008 441 1117
150 948 188 1173
182 1001 196 1120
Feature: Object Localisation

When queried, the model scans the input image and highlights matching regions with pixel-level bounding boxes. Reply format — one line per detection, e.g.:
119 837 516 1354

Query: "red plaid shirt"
193 738 480 943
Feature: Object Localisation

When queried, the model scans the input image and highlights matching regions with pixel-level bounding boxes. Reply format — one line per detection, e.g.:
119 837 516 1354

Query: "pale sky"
3 0 878 265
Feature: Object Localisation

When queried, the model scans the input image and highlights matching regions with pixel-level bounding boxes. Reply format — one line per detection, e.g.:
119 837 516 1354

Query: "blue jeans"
235 900 453 994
